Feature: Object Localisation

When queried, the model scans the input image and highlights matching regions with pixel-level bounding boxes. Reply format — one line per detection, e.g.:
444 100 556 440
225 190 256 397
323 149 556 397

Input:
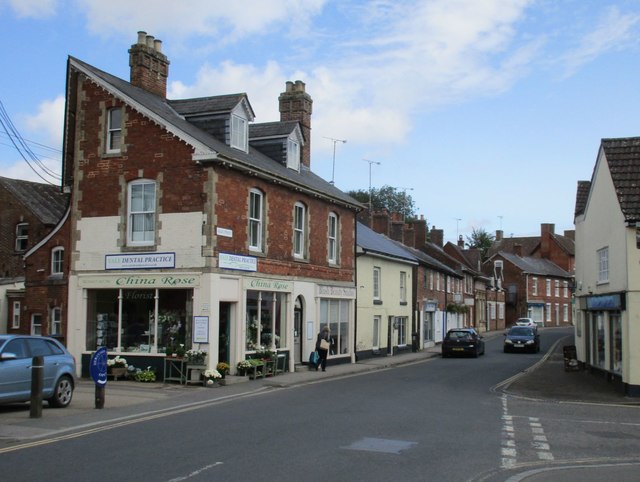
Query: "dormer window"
231 114 248 152
287 138 300 171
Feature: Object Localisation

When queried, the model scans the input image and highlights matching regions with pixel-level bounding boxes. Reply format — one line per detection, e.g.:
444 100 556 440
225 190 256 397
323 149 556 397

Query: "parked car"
515 318 537 328
503 326 540 353
0 335 76 407
442 328 485 358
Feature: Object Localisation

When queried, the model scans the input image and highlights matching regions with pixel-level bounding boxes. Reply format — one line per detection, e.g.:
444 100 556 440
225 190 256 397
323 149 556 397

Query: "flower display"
203 369 222 380
134 366 156 382
216 362 230 374
107 356 128 368
185 349 206 364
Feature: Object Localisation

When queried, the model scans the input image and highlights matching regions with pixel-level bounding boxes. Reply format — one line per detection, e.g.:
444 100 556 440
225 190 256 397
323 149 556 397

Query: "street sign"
90 347 108 386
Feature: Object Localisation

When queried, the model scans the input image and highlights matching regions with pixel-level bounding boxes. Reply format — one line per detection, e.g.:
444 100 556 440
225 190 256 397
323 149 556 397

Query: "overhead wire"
0 100 62 184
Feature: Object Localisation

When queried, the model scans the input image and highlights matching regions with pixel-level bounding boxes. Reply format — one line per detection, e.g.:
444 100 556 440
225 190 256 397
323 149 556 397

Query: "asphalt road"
1 327 639 481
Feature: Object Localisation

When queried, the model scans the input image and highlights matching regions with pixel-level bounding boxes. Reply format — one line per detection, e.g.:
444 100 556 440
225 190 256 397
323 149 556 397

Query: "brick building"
59 32 360 377
0 176 68 334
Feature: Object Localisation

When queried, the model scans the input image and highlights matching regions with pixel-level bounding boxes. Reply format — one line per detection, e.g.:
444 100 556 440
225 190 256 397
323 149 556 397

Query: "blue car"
0 335 76 407
503 326 540 353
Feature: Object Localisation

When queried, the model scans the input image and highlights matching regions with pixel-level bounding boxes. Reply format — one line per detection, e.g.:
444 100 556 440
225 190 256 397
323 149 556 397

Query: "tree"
347 185 416 220
466 228 495 260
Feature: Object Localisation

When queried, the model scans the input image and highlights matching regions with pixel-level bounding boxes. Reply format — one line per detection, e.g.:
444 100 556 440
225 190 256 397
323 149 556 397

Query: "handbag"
320 338 330 351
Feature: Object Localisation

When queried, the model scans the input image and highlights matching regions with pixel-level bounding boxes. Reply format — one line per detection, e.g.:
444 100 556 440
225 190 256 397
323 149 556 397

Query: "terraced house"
56 32 360 378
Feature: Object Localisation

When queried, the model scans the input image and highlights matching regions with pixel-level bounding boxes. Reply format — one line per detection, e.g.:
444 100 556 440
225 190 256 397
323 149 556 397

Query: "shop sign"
219 252 257 272
105 252 175 270
317 285 356 298
79 274 200 288
216 227 233 238
424 301 437 312
245 278 292 292
586 292 625 311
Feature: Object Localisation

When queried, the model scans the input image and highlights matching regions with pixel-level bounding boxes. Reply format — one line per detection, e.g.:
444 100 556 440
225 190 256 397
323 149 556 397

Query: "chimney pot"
137 31 147 44
146 35 155 48
154 39 162 53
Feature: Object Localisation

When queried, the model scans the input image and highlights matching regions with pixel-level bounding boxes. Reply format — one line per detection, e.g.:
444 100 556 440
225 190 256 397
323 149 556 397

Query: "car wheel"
473 348 479 358
503 346 509 353
47 375 74 408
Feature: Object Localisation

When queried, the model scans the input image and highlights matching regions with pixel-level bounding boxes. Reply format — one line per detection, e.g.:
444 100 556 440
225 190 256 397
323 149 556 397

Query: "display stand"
164 357 187 384
186 364 207 386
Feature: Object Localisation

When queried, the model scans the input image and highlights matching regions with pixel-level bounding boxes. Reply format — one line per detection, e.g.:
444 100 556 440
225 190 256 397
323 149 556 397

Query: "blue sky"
1 0 639 244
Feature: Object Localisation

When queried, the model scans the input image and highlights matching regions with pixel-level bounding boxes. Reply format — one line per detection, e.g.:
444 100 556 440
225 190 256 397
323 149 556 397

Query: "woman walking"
315 325 331 371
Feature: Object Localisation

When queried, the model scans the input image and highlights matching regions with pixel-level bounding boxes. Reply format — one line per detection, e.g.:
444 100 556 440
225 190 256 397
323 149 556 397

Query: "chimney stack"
279 80 313 168
514 243 523 257
495 230 503 241
430 226 444 248
129 31 170 98
413 215 427 248
457 235 465 248
540 223 555 258
372 210 390 236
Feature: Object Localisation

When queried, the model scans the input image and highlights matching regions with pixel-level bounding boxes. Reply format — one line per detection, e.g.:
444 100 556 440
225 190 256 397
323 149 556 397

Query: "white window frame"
373 315 381 349
128 180 156 246
400 271 407 303
51 246 64 276
373 266 381 301
563 304 569 322
107 107 122 153
287 138 300 171
597 247 609 283
546 303 552 322
429 270 433 290
554 279 560 297
231 114 248 151
328 212 338 264
248 189 264 252
563 281 569 298
15 223 28 251
531 277 538 296
50 307 62 336
293 202 306 259
546 279 551 296
12 301 20 329
396 316 408 346
31 313 42 336
498 303 504 320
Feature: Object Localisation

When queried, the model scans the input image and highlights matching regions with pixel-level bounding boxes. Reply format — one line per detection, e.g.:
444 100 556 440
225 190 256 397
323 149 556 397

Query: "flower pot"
205 378 219 387
109 367 127 380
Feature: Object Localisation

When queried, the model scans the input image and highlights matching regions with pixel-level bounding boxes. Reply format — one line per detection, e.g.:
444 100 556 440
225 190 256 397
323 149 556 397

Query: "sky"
1 0 639 245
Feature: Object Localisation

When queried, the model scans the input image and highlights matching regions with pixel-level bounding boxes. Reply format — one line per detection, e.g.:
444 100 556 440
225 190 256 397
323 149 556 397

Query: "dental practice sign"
90 347 108 386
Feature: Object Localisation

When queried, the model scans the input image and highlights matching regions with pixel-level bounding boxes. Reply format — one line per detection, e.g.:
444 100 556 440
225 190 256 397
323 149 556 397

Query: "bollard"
30 355 44 419
95 385 105 409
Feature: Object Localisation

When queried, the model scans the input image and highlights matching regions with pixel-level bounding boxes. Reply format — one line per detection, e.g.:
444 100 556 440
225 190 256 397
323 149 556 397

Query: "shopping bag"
309 350 319 366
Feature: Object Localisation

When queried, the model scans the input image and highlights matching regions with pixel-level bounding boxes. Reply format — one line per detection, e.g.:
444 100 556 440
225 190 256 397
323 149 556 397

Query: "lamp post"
394 186 414 222
456 218 462 240
362 159 380 224
324 137 346 185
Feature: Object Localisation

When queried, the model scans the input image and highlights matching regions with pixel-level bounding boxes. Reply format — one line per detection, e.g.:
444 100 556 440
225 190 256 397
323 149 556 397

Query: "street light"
456 218 462 240
324 137 347 185
362 159 381 223
394 186 414 222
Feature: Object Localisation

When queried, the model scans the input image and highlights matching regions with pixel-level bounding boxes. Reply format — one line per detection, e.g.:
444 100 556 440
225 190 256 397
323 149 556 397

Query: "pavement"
1 328 637 448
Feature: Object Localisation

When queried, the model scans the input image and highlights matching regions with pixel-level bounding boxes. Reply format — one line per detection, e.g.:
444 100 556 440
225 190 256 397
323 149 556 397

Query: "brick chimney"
540 223 555 258
403 224 415 248
457 235 465 248
430 226 443 247
372 210 390 236
279 80 313 168
495 230 503 241
129 31 170 98
413 215 427 248
390 221 404 243
514 243 523 257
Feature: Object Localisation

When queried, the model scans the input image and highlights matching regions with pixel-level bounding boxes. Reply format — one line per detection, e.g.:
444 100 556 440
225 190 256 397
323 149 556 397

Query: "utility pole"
324 137 346 185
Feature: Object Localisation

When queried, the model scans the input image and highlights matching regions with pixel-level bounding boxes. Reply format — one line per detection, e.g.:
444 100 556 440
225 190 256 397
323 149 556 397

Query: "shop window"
320 298 350 356
86 288 191 353
31 313 42 335
328 212 338 264
15 223 28 251
50 307 62 336
245 290 286 351
610 314 622 373
107 107 122 153
128 180 156 246
51 247 64 276
248 189 264 252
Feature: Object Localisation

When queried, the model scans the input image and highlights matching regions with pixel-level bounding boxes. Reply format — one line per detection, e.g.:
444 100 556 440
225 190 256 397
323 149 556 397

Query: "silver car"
0 335 76 407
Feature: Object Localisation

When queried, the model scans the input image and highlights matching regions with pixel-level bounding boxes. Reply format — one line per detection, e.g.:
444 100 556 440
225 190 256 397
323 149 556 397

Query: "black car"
442 328 485 358
503 326 540 353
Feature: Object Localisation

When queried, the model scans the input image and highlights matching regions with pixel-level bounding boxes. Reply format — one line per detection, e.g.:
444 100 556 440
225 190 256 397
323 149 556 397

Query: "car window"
2 339 29 359
510 327 533 336
27 338 57 357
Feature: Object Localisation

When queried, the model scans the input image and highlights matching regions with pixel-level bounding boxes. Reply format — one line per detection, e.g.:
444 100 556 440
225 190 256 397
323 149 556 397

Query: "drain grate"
343 437 417 454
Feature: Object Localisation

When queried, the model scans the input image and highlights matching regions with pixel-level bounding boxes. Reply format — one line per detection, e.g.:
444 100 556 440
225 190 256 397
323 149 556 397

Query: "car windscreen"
509 327 533 336
447 331 472 340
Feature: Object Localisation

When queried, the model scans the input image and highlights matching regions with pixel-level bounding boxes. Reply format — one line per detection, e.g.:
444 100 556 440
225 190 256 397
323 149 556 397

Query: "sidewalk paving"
1 328 637 445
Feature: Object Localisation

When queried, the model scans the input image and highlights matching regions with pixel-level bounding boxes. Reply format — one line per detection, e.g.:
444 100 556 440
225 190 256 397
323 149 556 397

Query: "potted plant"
216 362 230 378
107 355 128 379
236 360 252 376
185 349 206 365
175 344 186 358
203 369 222 387
134 366 156 383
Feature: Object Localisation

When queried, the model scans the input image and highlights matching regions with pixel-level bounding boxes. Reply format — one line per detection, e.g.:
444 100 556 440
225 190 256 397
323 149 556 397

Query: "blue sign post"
90 347 108 409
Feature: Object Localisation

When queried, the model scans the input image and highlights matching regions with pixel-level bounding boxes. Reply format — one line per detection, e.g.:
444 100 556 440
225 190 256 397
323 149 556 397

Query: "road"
1 327 639 481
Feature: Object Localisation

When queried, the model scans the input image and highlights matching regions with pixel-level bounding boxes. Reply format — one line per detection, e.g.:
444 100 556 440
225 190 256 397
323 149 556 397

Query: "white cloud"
1 0 57 18
559 6 640 78
24 95 65 148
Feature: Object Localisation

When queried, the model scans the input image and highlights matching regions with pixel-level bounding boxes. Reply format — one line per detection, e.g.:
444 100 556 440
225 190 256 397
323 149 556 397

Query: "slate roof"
0 176 68 225
170 94 253 117
487 236 539 258
601 137 640 223
357 223 418 264
574 180 591 217
498 252 572 278
399 243 459 277
249 121 299 139
69 57 362 210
